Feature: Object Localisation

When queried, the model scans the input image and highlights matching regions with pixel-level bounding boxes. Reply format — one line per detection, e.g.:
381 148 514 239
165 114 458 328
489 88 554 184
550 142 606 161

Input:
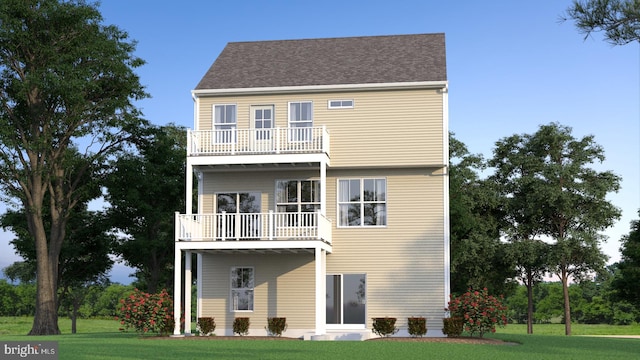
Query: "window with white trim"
288 101 313 142
328 99 354 109
231 267 254 311
214 104 236 143
276 180 320 227
338 178 387 227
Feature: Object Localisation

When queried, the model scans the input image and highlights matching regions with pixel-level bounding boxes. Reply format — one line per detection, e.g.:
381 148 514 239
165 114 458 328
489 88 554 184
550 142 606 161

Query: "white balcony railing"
176 210 332 244
187 127 329 156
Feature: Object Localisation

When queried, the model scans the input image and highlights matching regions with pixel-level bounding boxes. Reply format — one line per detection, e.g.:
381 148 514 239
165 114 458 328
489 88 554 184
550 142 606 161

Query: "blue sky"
1 0 638 284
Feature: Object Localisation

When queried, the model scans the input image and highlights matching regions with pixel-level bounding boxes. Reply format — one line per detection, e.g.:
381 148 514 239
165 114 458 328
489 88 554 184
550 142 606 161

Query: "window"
328 99 354 109
276 180 320 227
289 101 313 141
231 267 254 311
338 178 386 227
216 192 261 240
214 104 236 143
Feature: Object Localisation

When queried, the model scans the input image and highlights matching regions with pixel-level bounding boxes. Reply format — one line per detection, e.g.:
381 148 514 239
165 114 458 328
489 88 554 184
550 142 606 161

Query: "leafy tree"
563 0 640 45
104 124 187 293
491 123 621 335
0 0 147 334
490 134 553 334
611 211 640 306
449 134 515 295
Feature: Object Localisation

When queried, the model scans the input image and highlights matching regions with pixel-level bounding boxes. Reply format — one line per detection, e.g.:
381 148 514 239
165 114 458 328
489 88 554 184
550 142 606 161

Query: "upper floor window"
214 104 236 143
289 101 313 142
231 267 254 311
338 178 387 227
276 180 321 213
328 100 354 109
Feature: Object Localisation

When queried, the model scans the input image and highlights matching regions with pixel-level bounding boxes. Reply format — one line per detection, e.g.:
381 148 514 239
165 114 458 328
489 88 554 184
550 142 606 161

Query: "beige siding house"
173 33 450 340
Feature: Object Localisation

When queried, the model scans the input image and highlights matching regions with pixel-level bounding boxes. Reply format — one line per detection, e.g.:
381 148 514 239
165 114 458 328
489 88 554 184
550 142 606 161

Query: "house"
172 33 450 340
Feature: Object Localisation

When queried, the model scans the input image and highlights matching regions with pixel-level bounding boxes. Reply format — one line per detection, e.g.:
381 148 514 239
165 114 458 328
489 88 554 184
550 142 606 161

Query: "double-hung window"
214 104 237 143
338 178 387 227
231 267 254 311
288 101 313 142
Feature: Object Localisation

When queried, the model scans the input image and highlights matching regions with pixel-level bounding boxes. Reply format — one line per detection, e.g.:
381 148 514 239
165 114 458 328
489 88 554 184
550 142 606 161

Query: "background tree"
563 0 640 45
449 134 515 295
0 0 147 334
490 133 553 334
491 123 621 335
104 124 187 293
611 211 640 306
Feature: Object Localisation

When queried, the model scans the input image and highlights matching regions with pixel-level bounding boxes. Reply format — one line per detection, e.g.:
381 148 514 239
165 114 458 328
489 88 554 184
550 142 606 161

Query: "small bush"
371 317 398 337
265 317 287 336
408 317 427 337
446 287 508 337
116 288 175 335
197 317 215 336
233 317 250 336
442 317 464 337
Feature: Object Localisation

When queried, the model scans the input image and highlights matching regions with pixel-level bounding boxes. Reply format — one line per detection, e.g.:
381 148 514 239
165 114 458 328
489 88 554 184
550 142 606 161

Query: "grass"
1 318 639 360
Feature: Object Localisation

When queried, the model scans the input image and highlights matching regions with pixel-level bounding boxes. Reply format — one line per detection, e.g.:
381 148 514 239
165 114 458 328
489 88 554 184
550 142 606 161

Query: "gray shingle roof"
195 33 446 90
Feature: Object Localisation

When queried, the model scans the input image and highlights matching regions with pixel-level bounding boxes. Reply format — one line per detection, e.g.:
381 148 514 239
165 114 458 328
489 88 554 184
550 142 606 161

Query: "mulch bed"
150 335 517 345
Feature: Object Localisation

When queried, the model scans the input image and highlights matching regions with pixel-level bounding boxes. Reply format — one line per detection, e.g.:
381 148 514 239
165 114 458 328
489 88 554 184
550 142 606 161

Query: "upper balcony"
187 127 330 157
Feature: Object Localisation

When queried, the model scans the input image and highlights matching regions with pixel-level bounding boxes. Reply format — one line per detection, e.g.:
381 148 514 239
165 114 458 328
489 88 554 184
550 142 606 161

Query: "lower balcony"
175 211 332 244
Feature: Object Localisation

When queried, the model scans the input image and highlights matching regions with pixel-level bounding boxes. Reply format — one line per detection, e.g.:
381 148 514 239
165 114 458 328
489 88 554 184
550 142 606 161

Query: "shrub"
116 288 175 335
197 317 216 336
371 317 398 337
442 317 464 337
407 317 427 337
265 317 287 336
446 287 508 337
233 317 250 336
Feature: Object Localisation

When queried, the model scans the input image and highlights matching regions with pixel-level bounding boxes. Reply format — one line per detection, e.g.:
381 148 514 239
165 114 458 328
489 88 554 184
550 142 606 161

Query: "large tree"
0 194 116 333
449 134 515 295
491 123 621 335
611 211 640 306
563 0 640 45
104 124 187 293
0 0 147 334
490 133 552 334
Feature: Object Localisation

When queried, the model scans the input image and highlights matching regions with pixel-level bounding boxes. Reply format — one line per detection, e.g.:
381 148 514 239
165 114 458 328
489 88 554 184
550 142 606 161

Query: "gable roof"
194 33 446 91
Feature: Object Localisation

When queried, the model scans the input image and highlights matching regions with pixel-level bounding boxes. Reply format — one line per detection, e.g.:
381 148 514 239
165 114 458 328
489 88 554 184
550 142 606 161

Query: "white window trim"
327 99 354 109
230 266 255 312
213 103 238 144
336 178 387 228
275 179 321 213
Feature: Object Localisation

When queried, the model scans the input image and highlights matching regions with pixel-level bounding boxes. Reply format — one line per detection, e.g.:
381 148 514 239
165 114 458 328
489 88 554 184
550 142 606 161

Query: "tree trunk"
526 271 534 334
28 217 61 335
561 269 572 336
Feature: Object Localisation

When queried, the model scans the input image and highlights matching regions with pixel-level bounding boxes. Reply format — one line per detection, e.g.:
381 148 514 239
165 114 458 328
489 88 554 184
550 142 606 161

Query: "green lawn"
1 318 639 360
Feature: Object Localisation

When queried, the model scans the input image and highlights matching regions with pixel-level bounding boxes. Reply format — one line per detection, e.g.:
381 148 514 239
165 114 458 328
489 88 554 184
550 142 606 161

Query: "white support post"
184 251 192 335
315 247 326 335
320 160 327 216
173 245 182 336
186 163 193 216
